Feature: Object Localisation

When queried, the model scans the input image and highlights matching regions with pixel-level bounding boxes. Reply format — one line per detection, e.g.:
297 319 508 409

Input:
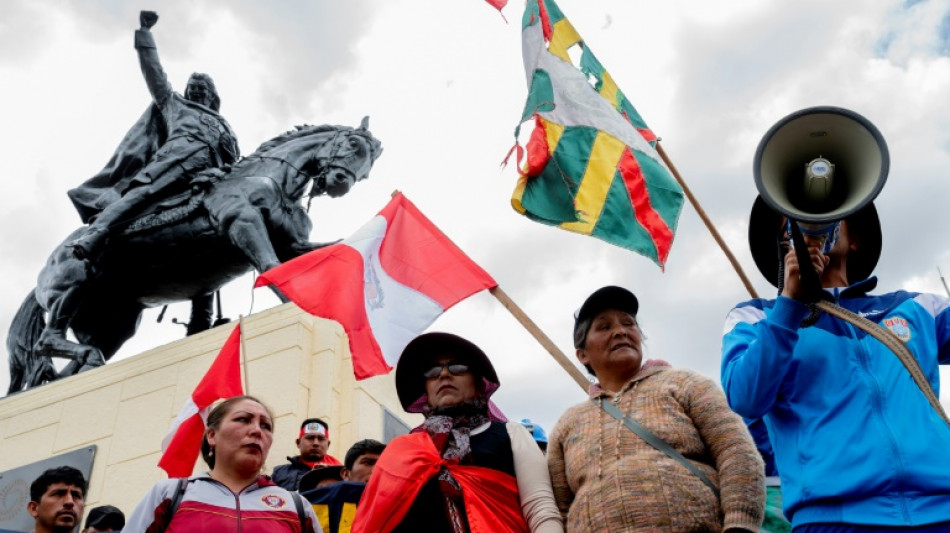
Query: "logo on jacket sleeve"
883 317 911 341
261 494 287 509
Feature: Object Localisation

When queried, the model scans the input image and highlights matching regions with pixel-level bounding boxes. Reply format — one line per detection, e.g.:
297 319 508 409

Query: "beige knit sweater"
547 365 764 532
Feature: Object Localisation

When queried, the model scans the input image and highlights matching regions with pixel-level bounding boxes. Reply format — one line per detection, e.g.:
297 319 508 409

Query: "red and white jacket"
123 473 322 533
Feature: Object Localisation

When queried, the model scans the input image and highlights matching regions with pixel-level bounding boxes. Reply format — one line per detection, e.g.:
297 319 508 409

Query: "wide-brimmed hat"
395 332 500 413
749 195 881 287
297 465 343 492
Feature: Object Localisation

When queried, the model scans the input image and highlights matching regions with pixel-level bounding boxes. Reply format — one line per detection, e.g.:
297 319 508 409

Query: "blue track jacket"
721 277 950 527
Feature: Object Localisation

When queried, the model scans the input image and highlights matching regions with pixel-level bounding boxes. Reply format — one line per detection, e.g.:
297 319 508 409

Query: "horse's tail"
6 289 53 394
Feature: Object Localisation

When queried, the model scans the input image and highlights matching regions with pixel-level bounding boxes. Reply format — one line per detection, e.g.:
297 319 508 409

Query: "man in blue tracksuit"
722 197 950 532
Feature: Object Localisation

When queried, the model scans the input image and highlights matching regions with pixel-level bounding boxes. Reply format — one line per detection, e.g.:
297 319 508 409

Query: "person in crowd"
353 332 564 533
549 286 764 532
519 418 548 454
28 466 86 533
303 440 386 533
82 505 125 533
722 198 950 531
272 417 342 491
341 439 385 483
122 395 322 532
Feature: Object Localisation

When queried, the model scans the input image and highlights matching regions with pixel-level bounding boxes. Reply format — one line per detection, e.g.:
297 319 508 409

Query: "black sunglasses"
423 362 470 379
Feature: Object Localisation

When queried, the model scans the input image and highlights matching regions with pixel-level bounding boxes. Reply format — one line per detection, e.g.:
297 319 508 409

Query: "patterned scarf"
417 399 491 533
419 398 491 462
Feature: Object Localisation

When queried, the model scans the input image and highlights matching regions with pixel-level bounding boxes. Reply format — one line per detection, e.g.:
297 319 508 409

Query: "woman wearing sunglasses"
353 332 563 533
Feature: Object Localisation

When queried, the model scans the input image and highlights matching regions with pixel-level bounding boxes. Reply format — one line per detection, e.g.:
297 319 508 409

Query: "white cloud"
2 0 950 429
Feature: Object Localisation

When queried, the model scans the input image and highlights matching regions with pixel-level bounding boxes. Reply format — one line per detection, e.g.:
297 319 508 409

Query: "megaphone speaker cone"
753 106 889 224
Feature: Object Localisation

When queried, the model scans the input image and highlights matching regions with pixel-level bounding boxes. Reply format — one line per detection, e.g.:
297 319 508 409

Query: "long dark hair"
200 395 274 469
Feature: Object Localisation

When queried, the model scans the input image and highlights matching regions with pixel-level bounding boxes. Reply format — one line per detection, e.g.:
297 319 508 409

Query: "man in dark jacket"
272 418 341 490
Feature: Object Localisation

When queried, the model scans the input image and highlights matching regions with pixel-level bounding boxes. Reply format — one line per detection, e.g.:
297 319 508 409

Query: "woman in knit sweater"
547 286 764 532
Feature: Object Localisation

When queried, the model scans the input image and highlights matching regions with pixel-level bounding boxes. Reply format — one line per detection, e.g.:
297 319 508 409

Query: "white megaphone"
754 106 889 226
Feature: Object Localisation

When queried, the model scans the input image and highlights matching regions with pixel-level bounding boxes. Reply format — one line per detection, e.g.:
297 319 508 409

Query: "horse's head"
251 118 382 202
313 116 383 198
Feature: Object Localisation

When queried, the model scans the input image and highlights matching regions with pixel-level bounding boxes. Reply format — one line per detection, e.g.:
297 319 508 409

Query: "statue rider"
67 11 239 262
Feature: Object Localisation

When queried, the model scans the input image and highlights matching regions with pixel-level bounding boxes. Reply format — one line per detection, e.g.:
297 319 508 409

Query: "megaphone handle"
788 220 827 306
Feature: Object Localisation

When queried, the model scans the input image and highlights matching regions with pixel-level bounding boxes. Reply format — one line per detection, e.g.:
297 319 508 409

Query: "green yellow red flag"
511 0 683 267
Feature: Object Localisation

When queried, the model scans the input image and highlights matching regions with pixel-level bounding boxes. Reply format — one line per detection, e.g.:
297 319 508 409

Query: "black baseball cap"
85 505 125 531
574 286 639 330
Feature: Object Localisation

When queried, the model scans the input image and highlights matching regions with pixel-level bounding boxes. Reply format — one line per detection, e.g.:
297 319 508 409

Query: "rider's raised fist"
140 11 159 30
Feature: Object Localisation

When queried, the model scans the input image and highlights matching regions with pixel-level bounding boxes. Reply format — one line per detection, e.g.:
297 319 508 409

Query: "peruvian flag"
158 324 244 477
255 193 497 380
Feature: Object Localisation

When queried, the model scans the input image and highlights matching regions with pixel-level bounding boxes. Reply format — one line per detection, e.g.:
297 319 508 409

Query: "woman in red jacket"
123 395 322 532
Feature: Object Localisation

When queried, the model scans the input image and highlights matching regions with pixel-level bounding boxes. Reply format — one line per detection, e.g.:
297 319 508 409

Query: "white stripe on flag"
161 396 199 451
521 13 660 164
346 215 444 366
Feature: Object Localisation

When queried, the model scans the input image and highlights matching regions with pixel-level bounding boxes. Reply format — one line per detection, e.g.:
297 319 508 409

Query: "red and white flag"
158 324 244 477
255 193 497 380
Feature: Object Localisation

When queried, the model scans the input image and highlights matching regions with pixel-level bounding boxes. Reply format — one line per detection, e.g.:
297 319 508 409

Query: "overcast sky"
2 0 950 436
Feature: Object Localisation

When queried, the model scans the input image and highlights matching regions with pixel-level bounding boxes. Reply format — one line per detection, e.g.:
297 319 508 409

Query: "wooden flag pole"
489 286 591 391
655 143 760 299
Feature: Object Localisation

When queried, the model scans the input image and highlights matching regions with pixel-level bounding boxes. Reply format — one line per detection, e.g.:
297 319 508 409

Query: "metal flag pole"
939 266 950 298
238 315 249 394
655 143 760 299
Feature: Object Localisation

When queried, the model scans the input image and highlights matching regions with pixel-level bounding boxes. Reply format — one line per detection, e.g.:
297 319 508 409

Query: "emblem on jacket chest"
883 317 911 342
261 493 287 509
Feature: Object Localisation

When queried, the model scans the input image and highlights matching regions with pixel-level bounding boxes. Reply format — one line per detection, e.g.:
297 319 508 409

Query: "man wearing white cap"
272 417 342 491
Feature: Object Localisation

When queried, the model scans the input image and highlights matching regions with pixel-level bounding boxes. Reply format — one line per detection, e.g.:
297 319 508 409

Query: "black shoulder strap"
159 478 190 533
290 490 308 532
594 398 720 498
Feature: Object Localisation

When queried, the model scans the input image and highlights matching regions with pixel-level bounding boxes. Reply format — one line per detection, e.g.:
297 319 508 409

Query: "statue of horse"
6 118 382 394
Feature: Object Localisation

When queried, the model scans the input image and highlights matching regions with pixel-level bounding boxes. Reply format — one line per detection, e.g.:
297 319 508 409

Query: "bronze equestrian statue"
6 12 383 394
7 120 382 394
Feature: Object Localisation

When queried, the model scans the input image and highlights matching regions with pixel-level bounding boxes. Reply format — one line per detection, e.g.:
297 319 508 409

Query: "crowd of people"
14 5 950 532
22 195 950 533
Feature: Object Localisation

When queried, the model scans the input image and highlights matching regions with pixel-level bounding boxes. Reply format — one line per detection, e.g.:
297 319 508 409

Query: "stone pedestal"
0 303 418 517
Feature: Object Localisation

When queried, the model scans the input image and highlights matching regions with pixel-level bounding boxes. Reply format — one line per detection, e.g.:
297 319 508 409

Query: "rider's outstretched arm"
134 11 174 108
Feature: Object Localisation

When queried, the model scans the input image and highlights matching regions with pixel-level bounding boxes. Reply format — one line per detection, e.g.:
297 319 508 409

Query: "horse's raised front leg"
289 238 342 257
209 197 291 302
275 203 342 259
221 209 282 273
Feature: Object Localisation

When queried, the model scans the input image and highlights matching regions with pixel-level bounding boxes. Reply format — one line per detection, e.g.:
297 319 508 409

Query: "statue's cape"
68 104 167 223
